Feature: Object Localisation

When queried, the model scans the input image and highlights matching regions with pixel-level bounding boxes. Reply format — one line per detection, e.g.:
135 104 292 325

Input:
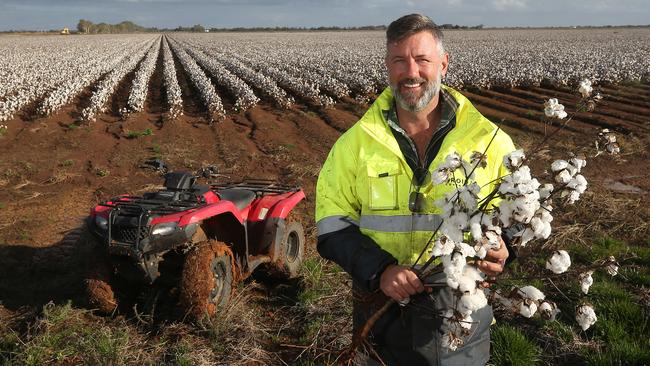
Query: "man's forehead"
386 32 439 55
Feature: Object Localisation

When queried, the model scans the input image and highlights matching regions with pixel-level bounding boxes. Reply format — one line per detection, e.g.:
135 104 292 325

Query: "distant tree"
191 24 205 32
77 19 93 34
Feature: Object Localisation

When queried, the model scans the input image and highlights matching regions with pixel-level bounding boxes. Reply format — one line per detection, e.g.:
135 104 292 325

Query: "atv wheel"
180 241 236 320
277 221 305 278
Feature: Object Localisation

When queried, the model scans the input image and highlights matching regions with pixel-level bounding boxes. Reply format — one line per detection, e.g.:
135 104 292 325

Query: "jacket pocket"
366 161 401 210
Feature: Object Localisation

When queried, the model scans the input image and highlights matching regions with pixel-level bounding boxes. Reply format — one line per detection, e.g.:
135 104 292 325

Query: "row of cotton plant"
167 38 225 122
80 39 158 122
124 38 161 115
219 48 329 106
171 39 259 112
36 40 151 118
177 38 293 109
161 37 183 121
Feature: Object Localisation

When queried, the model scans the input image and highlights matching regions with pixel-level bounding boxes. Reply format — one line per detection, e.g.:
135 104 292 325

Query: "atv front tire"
277 221 305 278
180 240 236 320
83 231 117 314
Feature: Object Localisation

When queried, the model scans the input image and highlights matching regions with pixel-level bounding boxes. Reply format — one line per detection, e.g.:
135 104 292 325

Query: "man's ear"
440 52 449 77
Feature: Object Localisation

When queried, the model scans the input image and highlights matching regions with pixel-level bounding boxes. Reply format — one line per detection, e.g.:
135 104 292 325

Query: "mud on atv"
85 170 305 319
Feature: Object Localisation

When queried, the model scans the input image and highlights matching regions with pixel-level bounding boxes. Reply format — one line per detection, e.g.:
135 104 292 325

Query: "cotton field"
0 28 649 122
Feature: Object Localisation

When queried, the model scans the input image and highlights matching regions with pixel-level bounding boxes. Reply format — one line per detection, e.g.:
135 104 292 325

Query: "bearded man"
315 13 517 366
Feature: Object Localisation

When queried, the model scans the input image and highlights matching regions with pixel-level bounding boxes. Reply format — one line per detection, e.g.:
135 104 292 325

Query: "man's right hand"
379 264 425 302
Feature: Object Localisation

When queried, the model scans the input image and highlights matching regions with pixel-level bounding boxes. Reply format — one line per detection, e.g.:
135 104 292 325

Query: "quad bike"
85 169 305 319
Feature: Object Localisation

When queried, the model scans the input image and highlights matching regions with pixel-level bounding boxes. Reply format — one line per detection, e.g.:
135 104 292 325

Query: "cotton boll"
555 169 572 184
432 236 455 257
551 160 569 172
519 285 545 301
539 183 554 200
580 271 594 294
539 300 560 321
518 299 538 318
441 333 463 351
459 291 488 313
546 250 571 274
576 305 597 331
504 149 525 170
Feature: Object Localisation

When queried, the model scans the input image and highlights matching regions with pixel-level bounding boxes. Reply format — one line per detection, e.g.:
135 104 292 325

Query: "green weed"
59 159 74 167
125 128 153 139
95 168 110 177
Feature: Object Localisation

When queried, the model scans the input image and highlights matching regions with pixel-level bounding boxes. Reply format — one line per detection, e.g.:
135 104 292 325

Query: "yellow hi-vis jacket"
316 86 516 265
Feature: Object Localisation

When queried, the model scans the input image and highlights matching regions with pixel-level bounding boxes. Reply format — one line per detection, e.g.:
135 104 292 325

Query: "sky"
0 0 649 31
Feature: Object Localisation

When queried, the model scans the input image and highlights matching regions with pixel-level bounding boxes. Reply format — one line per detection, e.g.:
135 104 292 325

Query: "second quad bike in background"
86 170 306 319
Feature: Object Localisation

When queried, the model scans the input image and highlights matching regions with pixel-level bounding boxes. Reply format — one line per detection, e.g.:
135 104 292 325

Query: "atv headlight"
152 222 178 236
95 215 108 231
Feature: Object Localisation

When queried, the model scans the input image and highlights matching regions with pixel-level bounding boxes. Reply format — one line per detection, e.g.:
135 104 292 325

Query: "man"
315 14 516 365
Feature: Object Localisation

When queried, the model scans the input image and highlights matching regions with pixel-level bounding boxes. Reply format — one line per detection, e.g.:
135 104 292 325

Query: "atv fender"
178 201 244 227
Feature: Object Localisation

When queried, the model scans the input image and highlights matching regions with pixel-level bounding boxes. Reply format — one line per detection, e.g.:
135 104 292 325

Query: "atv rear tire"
180 241 236 320
277 221 305 278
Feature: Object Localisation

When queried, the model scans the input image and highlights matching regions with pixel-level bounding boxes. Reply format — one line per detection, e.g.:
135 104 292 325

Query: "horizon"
1 0 649 32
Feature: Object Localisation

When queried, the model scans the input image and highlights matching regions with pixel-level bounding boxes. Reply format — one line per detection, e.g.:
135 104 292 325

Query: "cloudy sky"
1 0 648 31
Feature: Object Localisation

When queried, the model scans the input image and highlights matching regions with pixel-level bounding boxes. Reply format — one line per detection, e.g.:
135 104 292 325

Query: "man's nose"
405 58 419 78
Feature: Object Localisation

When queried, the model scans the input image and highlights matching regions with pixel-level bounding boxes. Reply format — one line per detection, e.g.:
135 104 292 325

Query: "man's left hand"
477 237 509 277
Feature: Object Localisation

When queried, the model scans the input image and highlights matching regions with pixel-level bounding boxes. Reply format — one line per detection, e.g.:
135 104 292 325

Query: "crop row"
1 29 648 122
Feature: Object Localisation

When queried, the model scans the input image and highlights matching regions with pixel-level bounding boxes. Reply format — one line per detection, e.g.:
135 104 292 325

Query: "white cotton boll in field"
606 256 619 276
530 215 552 239
503 149 525 170
539 183 554 200
576 305 597 331
580 271 594 294
458 242 477 258
564 190 581 205
555 169 572 184
539 300 560 321
520 285 545 301
570 157 587 172
551 160 569 172
544 98 568 119
546 250 571 274
518 299 538 318
579 79 593 98
568 174 588 194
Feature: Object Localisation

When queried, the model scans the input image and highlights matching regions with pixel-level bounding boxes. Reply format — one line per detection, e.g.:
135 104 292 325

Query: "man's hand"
477 237 509 277
379 264 425 302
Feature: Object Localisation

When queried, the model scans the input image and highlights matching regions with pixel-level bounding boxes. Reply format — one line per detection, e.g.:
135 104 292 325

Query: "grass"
58 159 74 167
95 168 109 177
2 302 134 365
125 128 153 139
490 324 541 365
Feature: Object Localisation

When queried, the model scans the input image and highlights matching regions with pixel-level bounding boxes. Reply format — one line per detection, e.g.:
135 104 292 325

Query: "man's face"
386 31 449 112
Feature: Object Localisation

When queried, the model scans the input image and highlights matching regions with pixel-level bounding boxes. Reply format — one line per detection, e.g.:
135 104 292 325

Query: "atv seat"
218 189 256 210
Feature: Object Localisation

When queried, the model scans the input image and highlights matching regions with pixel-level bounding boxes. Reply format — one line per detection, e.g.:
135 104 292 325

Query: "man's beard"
391 71 442 112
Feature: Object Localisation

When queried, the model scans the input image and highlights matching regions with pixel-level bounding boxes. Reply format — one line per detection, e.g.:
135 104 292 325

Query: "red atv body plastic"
89 172 305 284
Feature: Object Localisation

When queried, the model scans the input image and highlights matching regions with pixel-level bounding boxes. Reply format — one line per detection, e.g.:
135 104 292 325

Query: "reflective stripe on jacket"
316 85 516 265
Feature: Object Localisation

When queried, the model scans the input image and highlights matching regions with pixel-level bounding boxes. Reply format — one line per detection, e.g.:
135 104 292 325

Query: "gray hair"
386 13 445 56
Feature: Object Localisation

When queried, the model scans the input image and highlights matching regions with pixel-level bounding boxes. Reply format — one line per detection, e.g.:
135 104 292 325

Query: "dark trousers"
353 274 492 366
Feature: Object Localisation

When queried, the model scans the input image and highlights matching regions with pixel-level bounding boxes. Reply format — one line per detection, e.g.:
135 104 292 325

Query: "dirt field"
0 55 649 363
